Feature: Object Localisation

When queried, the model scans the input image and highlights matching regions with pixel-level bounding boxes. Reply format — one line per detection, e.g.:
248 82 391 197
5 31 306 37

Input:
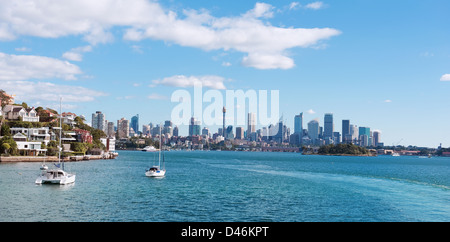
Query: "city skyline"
0 0 449 147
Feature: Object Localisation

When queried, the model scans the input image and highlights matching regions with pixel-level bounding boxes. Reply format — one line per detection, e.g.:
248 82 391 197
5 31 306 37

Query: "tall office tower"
173 126 179 137
130 114 139 134
163 120 173 135
117 118 130 139
324 113 334 140
308 119 319 144
202 127 210 137
342 120 350 143
350 124 358 142
294 113 303 145
359 127 370 146
294 113 303 134
189 117 201 136
189 117 196 136
235 127 244 139
222 106 226 137
142 124 150 136
92 111 106 132
247 112 256 139
226 125 234 139
333 132 341 144
107 121 115 138
359 127 370 138
273 120 285 143
373 131 381 147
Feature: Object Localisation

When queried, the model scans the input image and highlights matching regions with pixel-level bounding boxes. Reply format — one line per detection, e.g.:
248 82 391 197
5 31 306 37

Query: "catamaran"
145 125 166 178
35 98 76 185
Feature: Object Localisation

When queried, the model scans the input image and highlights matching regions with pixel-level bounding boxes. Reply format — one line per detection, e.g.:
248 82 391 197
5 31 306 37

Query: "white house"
23 107 39 122
15 141 47 156
10 127 51 145
62 112 77 127
2 105 39 122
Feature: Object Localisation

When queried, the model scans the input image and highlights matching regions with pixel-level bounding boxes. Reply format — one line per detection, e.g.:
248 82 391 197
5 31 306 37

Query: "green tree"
0 136 18 155
1 124 11 136
1 143 10 154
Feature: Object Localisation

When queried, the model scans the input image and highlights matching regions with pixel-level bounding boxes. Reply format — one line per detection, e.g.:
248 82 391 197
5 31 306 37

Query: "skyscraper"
294 113 303 134
359 127 370 147
189 117 201 136
235 127 244 139
131 114 139 134
324 113 334 140
117 117 129 139
226 125 234 140
342 120 350 143
308 119 319 144
247 112 256 139
173 126 179 137
373 131 381 147
107 121 115 138
294 113 303 145
92 111 106 132
163 120 173 135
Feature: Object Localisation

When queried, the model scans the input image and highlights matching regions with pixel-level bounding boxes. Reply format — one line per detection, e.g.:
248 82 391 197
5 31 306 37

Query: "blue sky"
0 0 449 147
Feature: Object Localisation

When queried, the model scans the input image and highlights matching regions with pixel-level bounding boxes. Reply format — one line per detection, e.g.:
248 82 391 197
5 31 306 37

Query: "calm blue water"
0 151 449 222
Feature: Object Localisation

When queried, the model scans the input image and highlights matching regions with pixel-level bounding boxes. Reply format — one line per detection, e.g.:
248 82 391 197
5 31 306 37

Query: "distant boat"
145 125 166 178
142 146 158 152
392 152 400 157
35 98 76 185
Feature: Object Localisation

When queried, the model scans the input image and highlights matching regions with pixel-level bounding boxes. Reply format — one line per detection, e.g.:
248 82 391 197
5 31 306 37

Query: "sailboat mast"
159 124 161 168
59 97 63 170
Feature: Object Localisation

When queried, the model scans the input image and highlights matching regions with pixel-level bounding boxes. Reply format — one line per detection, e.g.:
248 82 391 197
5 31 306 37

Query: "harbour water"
0 150 449 222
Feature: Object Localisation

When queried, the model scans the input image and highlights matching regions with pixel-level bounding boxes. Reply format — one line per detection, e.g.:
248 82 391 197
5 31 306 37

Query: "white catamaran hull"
145 170 166 178
35 170 76 185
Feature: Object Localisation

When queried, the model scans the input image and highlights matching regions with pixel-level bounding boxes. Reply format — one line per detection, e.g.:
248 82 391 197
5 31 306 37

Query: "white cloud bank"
0 52 82 81
0 1 341 70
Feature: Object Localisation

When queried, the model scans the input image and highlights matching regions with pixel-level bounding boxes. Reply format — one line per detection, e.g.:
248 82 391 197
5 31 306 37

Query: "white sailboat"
35 98 76 185
145 125 166 178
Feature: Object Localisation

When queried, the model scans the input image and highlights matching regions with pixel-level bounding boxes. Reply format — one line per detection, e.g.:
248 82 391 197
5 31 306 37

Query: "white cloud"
147 93 168 100
222 62 231 67
62 45 92 61
0 0 340 70
289 2 301 10
152 75 227 90
243 2 275 19
1 80 107 104
384 99 392 103
440 74 450 81
305 2 325 10
15 47 31 52
241 53 294 70
307 109 316 114
0 52 82 81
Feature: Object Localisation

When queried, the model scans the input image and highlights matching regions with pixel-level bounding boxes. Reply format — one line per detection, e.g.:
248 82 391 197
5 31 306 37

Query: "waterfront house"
15 141 47 156
2 105 40 122
62 112 77 127
10 127 51 145
73 129 93 144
